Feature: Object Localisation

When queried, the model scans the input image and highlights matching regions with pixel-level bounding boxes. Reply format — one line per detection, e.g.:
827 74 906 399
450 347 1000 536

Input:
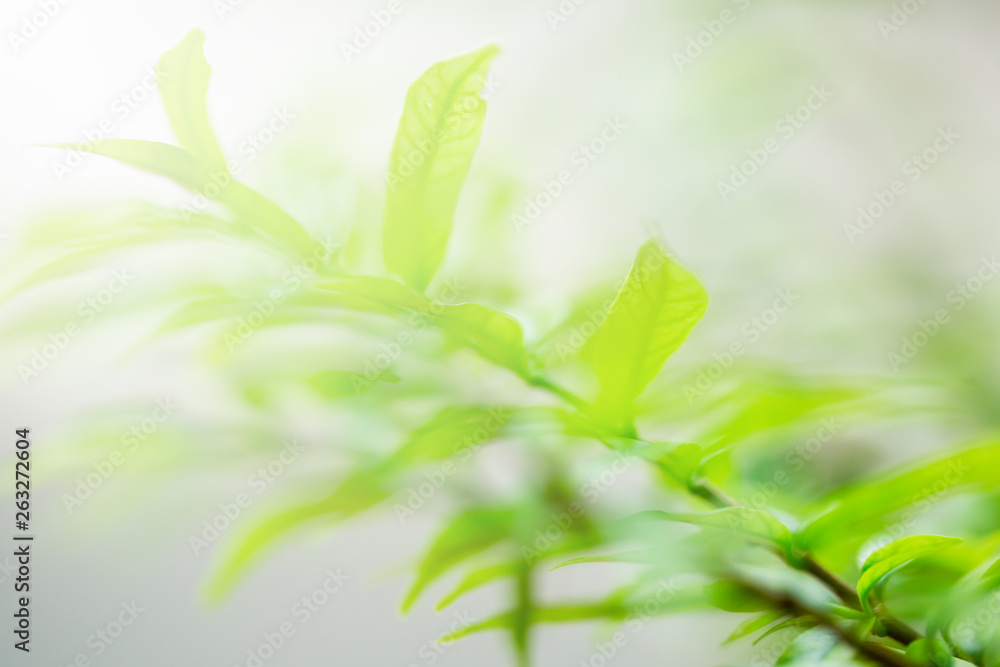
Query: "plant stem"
523 374 950 662
738 579 916 667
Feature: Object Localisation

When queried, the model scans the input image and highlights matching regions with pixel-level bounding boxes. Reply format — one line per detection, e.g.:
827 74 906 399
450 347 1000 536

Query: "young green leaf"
857 535 963 614
905 638 955 667
551 550 660 570
433 303 531 377
156 30 228 172
50 139 317 256
436 562 520 610
800 442 1000 551
724 611 785 645
382 45 499 293
587 239 708 429
638 508 794 559
403 507 514 612
752 616 815 646
393 406 514 465
706 581 772 613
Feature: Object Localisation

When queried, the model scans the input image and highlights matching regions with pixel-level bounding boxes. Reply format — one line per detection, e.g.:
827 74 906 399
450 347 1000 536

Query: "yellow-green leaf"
433 303 530 377
639 508 794 559
383 45 499 292
51 139 316 257
403 507 514 611
156 30 228 172
857 535 963 614
588 239 708 429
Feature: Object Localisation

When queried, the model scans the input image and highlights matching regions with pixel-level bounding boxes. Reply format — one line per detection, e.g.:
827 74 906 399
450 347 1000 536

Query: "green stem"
523 374 950 662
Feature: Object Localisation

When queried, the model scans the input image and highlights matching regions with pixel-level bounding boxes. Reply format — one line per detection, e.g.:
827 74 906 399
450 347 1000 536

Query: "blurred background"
1 0 999 665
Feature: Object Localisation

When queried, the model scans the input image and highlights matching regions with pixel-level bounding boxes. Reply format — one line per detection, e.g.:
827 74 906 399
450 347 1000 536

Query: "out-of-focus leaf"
307 370 399 398
393 406 514 465
857 535 963 613
639 508 794 559
383 46 499 292
587 240 708 429
156 30 228 172
50 140 316 257
752 616 816 646
775 628 843 666
906 638 955 667
701 382 864 455
551 550 661 570
706 581 772 613
801 441 1000 552
318 280 530 376
433 303 530 377
636 442 703 487
317 277 430 312
403 507 514 611
725 611 785 645
436 562 519 610
442 587 707 641
206 466 393 601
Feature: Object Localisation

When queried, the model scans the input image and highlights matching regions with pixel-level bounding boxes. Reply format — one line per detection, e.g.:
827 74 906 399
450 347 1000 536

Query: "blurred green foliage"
7 29 1000 667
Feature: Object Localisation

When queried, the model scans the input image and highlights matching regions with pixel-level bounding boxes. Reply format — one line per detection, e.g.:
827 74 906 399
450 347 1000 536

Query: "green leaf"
725 611 785 645
393 406 514 465
307 370 399 398
316 277 430 312
50 139 316 257
206 466 394 601
433 303 530 377
382 45 499 292
905 638 955 667
752 616 815 646
800 442 1000 552
639 508 794 559
705 581 772 613
403 507 514 611
436 562 520 610
156 30 228 172
857 535 963 614
551 550 660 570
587 239 708 428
